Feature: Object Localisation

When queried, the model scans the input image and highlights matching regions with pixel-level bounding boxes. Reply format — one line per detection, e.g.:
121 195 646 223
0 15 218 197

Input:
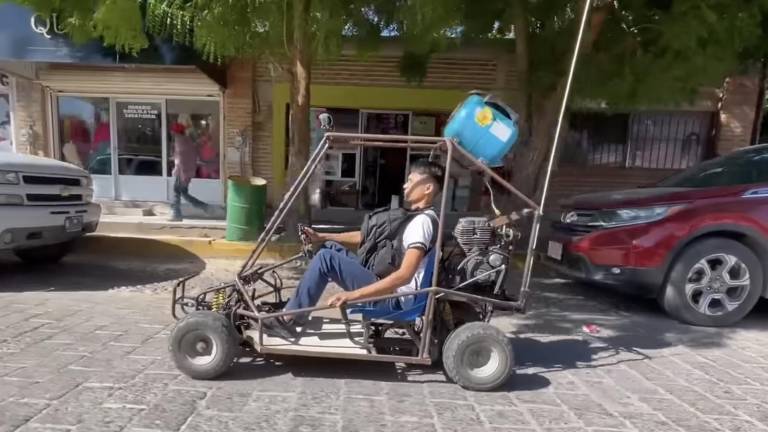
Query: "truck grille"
22 175 82 186
26 194 84 203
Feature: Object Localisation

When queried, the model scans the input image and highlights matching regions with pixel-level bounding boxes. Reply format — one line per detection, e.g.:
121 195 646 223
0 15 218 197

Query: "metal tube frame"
171 0 593 367
518 0 592 311
210 130 553 363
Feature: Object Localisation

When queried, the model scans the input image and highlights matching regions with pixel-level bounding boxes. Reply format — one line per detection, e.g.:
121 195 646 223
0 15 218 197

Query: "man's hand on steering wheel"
301 226 323 243
298 224 316 259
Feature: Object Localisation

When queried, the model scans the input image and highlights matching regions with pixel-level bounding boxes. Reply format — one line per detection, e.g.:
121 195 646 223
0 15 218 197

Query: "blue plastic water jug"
443 93 519 167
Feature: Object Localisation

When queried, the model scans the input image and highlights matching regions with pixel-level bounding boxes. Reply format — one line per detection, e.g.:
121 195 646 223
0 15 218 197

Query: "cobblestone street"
3 250 768 432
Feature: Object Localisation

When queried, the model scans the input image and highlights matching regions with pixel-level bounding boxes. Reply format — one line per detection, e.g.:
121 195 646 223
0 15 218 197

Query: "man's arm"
320 231 362 247
327 247 425 306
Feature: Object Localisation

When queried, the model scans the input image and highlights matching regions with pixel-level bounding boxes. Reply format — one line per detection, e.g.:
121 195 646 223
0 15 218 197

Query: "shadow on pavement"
0 237 206 293
220 350 551 392
504 275 768 373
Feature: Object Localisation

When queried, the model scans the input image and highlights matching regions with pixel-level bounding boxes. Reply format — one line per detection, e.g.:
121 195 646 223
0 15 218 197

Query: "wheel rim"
685 253 751 316
180 331 218 366
460 341 502 379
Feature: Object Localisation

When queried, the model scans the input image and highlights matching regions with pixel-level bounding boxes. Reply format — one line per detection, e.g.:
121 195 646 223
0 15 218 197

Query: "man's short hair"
410 159 445 192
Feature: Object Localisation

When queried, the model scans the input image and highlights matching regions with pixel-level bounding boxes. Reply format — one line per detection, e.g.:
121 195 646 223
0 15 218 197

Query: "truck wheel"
442 322 514 391
169 311 239 380
661 238 763 327
14 241 73 265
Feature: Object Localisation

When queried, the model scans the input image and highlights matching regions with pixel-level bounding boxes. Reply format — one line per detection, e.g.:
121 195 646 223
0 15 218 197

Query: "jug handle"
482 93 519 123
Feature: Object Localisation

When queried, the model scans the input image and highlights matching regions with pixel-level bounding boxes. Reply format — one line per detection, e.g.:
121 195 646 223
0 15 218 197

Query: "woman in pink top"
170 122 212 221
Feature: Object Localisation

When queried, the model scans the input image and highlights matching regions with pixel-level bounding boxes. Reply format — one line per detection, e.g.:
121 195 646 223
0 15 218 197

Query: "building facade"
217 46 520 224
2 3 762 222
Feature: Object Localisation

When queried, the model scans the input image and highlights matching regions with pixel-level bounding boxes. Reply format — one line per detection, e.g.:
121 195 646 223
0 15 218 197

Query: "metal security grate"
627 111 714 169
562 111 715 169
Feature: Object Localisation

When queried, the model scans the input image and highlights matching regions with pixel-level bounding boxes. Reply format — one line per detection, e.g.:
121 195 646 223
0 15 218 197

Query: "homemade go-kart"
168 2 592 392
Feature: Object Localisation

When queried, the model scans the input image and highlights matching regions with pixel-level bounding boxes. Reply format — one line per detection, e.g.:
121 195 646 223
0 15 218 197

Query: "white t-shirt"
397 209 437 294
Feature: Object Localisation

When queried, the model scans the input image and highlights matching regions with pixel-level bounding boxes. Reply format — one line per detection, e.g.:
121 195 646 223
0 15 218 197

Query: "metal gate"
627 111 714 169
562 110 715 169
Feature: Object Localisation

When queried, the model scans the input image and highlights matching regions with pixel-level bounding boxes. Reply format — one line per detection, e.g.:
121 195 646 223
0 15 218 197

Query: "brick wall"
252 80 275 205
716 74 761 155
11 75 48 157
223 60 254 178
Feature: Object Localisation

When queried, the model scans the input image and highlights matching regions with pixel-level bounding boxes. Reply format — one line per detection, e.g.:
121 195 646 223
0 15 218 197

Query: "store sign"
30 13 66 39
0 4 215 71
121 104 159 120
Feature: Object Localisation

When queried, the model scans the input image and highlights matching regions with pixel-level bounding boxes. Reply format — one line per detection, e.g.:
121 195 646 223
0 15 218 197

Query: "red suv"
545 144 768 327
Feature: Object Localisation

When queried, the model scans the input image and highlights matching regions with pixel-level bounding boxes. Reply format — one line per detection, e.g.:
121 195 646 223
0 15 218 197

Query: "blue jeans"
171 175 208 219
285 242 400 322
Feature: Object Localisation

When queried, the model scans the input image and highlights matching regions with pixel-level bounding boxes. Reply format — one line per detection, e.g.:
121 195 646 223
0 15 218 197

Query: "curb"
76 234 535 265
76 234 301 260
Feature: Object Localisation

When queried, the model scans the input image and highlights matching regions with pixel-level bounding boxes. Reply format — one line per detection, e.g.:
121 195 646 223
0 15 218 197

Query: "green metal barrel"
225 176 267 242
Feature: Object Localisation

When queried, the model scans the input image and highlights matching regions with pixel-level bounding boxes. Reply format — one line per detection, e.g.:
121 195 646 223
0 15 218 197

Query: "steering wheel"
297 223 314 259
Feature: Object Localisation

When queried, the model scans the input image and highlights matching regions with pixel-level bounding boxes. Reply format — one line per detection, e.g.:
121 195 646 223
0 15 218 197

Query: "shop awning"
0 4 226 88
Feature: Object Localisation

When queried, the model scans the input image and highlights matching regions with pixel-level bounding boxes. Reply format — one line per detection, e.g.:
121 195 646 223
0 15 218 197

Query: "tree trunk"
509 83 565 206
506 0 609 210
284 0 312 240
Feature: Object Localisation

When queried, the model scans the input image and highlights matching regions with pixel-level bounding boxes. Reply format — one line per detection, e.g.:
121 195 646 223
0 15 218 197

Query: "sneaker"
202 204 217 217
260 317 298 340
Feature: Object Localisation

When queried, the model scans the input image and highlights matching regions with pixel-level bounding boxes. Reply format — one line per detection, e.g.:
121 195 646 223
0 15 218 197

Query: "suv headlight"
83 176 93 188
0 171 19 184
597 205 682 227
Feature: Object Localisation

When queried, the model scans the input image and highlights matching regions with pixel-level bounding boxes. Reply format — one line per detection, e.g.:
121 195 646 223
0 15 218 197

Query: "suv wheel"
661 238 763 327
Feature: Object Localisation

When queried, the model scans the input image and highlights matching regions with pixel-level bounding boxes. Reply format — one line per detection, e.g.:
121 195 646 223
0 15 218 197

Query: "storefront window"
408 112 469 212
114 101 163 176
0 96 11 153
360 111 410 209
310 108 361 209
0 72 11 152
167 99 220 179
304 108 469 212
57 96 111 172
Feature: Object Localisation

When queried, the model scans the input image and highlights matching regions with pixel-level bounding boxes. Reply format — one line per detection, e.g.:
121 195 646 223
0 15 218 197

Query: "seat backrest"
420 248 437 289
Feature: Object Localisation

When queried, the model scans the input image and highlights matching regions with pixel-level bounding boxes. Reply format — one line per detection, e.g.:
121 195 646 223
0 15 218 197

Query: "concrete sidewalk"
76 233 300 260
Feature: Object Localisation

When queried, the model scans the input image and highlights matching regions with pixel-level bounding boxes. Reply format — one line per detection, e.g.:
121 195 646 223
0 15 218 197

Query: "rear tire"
14 241 73 265
442 322 514 391
661 238 763 327
169 311 239 380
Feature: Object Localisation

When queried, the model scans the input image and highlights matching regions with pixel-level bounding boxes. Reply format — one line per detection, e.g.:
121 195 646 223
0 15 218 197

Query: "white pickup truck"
0 152 100 264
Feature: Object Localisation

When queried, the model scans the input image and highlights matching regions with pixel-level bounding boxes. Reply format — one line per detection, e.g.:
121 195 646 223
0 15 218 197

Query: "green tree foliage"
7 0 768 204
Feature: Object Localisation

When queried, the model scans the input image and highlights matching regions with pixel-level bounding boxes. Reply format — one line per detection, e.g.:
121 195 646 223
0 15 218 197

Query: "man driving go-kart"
261 159 443 338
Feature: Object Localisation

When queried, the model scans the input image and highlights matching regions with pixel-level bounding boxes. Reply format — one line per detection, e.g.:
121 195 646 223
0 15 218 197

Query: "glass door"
165 99 223 205
359 111 411 209
113 99 168 201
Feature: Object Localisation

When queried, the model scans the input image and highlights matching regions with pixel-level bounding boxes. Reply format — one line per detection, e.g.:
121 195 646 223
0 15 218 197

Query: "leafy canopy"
8 0 768 108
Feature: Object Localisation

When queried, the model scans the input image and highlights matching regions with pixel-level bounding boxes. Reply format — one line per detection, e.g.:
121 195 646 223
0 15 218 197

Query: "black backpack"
357 206 439 279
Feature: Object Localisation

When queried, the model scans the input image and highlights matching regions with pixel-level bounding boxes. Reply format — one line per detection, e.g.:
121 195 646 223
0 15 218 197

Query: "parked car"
0 151 100 264
89 153 163 176
545 144 768 327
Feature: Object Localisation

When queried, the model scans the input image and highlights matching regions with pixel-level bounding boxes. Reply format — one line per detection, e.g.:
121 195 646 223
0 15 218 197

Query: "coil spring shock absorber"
211 288 226 312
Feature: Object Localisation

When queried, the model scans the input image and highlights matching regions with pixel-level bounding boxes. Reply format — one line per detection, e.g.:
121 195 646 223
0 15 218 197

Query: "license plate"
64 216 83 232
547 241 563 261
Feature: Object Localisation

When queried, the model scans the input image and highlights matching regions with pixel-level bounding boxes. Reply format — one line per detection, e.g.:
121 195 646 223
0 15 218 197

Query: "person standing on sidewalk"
169 122 211 221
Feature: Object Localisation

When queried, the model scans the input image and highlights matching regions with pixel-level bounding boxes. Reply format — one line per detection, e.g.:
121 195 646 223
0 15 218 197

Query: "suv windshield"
657 146 768 188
